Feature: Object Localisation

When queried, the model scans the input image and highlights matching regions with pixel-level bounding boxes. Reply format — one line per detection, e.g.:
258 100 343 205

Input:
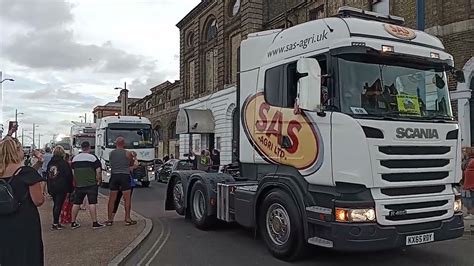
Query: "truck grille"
372 144 455 225
380 185 446 196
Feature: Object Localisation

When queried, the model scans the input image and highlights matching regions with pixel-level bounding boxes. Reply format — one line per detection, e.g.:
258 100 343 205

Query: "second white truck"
96 115 156 187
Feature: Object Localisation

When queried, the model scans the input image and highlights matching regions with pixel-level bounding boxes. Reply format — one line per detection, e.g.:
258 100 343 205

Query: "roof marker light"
382 45 394 53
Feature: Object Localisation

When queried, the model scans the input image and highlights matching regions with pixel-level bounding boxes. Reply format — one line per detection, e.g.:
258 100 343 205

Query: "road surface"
103 183 474 266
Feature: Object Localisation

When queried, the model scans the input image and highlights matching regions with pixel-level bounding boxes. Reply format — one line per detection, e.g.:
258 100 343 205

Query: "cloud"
0 0 74 30
1 0 157 73
127 70 178 98
3 29 156 73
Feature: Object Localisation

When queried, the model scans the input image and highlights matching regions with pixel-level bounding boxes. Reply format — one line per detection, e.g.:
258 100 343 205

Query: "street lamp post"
14 109 24 138
38 134 43 149
32 124 39 149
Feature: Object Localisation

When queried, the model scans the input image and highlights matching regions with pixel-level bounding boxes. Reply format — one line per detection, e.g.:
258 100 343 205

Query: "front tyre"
141 181 150 188
190 180 215 230
259 189 307 261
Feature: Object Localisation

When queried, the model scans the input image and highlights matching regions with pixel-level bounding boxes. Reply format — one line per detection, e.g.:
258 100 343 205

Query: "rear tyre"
259 189 307 261
171 177 185 215
190 180 216 230
141 181 150 188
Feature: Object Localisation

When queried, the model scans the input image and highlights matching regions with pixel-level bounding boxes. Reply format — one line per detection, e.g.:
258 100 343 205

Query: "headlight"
335 207 376 223
454 197 463 213
147 165 154 171
106 166 111 172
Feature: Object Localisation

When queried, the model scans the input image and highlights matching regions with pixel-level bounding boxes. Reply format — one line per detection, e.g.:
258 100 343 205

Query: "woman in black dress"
0 136 45 266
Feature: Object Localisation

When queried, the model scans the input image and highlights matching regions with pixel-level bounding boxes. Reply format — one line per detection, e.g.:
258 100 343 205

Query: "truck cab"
70 122 97 157
165 7 466 260
96 115 156 187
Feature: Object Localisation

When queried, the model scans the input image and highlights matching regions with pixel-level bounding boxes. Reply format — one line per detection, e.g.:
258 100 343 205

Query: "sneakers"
71 221 106 229
71 222 81 229
51 224 64 230
464 214 474 220
92 222 106 229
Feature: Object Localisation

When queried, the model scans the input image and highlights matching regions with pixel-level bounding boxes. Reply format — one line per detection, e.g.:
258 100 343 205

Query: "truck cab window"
265 59 327 108
264 65 284 106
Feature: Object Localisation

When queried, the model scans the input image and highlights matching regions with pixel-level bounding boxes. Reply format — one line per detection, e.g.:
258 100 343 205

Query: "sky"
0 0 200 146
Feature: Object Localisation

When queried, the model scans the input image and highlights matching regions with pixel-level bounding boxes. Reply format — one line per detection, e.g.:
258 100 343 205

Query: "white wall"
179 86 237 166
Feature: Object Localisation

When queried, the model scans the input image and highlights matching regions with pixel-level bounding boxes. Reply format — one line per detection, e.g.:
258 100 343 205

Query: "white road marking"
145 226 171 266
137 218 165 266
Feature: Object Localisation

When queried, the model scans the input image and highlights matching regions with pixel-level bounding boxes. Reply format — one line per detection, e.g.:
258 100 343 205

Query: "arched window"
186 31 195 48
228 0 241 17
168 122 177 140
204 17 217 41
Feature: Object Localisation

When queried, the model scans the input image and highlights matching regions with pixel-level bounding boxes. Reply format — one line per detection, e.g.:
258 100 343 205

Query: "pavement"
122 183 474 266
463 207 474 235
39 194 149 266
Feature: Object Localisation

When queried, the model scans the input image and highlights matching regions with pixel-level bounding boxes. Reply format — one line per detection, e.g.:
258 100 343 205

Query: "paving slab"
39 195 145 266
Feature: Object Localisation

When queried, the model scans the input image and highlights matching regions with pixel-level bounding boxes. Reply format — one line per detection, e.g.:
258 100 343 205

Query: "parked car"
156 159 193 183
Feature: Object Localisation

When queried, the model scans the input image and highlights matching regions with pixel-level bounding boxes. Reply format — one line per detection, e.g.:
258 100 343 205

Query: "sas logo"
242 93 323 174
383 24 416 40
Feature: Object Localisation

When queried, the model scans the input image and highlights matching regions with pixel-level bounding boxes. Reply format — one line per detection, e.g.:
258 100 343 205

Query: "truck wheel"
190 180 215 230
141 181 150 188
101 182 109 189
172 177 185 215
259 189 307 261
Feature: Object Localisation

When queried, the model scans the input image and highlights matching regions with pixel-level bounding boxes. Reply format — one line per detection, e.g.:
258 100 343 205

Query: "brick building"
128 80 182 159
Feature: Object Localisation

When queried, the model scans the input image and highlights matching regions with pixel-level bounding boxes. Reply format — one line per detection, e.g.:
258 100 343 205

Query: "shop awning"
176 108 215 134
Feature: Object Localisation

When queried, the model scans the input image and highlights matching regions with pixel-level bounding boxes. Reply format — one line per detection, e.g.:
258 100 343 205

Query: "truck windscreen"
106 126 153 149
75 136 96 148
337 54 453 121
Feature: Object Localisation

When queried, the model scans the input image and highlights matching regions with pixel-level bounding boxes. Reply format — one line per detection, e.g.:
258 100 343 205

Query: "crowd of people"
0 126 139 265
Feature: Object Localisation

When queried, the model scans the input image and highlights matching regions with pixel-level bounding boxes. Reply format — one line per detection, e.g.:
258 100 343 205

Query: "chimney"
120 82 128 116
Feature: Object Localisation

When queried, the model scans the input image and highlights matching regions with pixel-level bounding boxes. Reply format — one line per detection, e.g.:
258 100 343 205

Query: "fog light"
430 52 440 58
335 207 376 222
454 198 462 213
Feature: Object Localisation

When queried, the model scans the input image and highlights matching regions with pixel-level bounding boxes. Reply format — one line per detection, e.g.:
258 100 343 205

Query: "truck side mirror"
297 58 321 112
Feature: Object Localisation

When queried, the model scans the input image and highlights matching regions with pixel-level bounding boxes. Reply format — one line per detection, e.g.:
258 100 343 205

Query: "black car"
156 159 193 183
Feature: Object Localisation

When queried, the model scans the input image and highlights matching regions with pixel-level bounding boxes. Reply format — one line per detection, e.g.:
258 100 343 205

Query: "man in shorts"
71 141 105 229
106 137 136 226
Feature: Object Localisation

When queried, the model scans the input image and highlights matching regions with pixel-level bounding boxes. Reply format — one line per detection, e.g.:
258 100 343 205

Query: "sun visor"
176 109 215 134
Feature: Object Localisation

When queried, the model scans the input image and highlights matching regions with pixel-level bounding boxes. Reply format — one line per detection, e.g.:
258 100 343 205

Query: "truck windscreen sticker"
267 29 330 58
241 92 323 175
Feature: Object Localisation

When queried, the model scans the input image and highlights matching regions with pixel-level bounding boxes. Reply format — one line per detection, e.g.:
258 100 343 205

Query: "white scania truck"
96 115 156 187
70 122 97 157
165 7 466 260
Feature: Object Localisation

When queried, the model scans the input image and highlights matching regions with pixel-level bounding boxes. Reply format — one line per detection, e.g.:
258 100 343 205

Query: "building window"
146 100 151 109
168 122 177 140
186 31 195 48
205 48 218 92
204 17 218 41
186 60 195 97
228 0 241 17
230 34 241 84
309 5 324 21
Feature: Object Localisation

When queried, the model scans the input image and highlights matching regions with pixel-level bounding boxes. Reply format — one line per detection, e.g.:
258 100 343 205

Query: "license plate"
406 232 434 246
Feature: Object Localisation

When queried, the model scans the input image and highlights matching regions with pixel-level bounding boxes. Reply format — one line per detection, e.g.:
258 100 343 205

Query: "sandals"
105 221 114 226
125 220 137 226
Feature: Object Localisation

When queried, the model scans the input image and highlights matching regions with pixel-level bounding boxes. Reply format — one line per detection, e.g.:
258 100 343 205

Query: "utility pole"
416 0 425 30
38 134 42 149
21 128 24 145
84 113 87 123
32 124 35 149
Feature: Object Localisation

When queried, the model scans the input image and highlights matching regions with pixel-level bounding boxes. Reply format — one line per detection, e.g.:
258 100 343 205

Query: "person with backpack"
0 134 45 265
47 145 74 230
